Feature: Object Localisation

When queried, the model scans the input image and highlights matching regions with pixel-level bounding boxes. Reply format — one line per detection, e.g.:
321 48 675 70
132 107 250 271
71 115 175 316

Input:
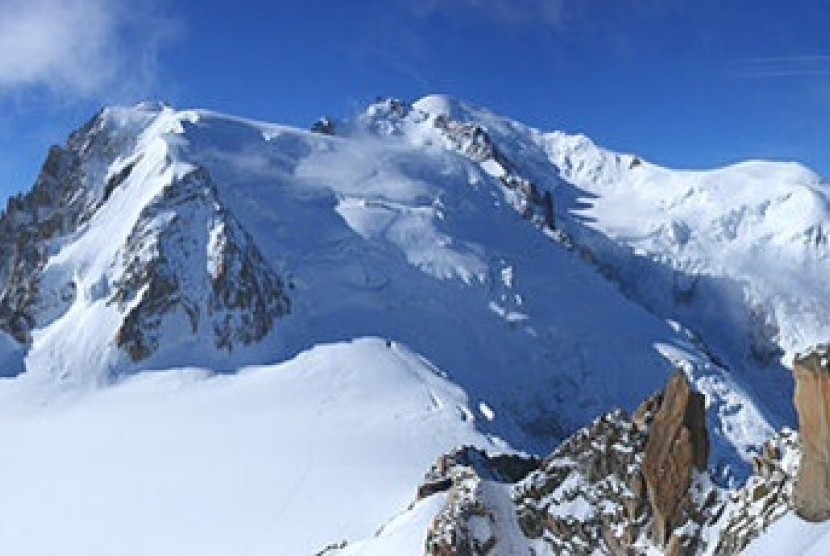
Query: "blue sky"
1 0 829 200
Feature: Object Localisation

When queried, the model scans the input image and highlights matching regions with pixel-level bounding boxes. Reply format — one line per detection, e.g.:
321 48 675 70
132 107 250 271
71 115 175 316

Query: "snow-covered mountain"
1 94 829 554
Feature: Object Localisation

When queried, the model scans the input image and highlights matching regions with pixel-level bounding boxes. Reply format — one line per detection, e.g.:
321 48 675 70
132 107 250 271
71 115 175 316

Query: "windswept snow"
544 133 830 363
746 513 830 555
0 338 492 556
174 104 705 455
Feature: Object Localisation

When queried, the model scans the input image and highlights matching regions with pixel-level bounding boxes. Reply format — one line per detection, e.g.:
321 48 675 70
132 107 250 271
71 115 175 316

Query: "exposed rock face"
792 345 830 522
642 371 710 545
112 167 290 362
515 407 655 554
714 430 799 554
0 105 291 371
0 146 83 343
0 107 159 345
350 373 798 555
417 375 714 555
310 116 336 135
432 115 500 164
509 377 798 556
419 447 539 556
510 399 795 555
432 112 556 230
418 446 540 501
425 467 496 556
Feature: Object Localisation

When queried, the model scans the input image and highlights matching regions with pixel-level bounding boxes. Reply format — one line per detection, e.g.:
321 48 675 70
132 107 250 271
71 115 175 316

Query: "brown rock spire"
793 345 830 522
642 370 710 546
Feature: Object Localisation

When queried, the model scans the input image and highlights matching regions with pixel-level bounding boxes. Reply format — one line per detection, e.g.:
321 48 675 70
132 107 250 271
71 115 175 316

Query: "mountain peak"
0 103 290 383
0 94 824 468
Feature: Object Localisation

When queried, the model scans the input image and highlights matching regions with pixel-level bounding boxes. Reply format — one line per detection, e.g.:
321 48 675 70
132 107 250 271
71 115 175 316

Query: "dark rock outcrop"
0 105 291 374
419 447 538 556
514 407 654 554
418 446 540 500
112 167 290 363
351 372 800 555
509 372 714 554
792 345 830 522
432 113 556 230
0 146 83 343
508 374 799 555
412 376 707 555
0 108 151 344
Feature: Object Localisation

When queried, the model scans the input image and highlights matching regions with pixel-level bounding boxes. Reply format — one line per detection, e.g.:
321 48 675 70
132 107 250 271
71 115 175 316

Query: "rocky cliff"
340 371 799 555
509 372 718 554
793 345 830 522
642 371 710 546
112 166 290 362
0 105 291 377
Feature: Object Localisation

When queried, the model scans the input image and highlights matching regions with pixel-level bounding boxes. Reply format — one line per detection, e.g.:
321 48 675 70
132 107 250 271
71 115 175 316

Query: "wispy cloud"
0 0 179 100
727 54 830 78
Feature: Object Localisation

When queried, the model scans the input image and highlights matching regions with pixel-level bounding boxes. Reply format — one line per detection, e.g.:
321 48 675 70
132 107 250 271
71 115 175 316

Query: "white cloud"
0 0 177 99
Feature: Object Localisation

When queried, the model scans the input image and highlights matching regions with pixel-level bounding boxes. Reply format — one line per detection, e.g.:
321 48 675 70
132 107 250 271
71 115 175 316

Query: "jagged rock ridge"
112 166 290 362
343 372 798 555
0 107 173 343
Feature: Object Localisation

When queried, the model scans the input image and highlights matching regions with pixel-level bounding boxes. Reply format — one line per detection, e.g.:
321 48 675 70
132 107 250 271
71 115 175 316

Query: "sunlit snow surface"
0 339 491 555
747 513 830 555
143 103 695 452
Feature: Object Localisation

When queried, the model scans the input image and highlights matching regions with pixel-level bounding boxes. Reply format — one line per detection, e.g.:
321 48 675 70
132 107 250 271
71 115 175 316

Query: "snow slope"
747 513 830 555
538 134 830 433
397 95 830 371
178 102 782 470
546 137 830 362
336 494 450 556
363 94 830 424
0 338 492 555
